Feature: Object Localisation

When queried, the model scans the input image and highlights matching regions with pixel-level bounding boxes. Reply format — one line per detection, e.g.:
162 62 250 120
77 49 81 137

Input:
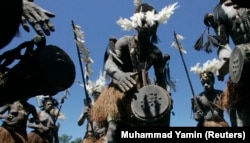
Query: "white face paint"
200 72 214 91
203 82 213 90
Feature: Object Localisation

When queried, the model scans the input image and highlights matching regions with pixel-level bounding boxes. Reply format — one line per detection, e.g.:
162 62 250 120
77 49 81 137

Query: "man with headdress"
27 96 60 143
190 59 229 127
201 0 250 81
77 72 107 143
90 1 178 143
201 0 250 126
0 98 39 143
191 71 229 127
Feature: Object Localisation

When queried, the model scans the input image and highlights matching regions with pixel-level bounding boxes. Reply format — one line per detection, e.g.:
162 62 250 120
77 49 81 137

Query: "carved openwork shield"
131 85 171 122
0 45 75 104
39 45 76 91
229 47 245 83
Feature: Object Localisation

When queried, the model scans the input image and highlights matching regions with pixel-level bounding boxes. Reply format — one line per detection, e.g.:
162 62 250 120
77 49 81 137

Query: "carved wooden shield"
39 45 76 91
131 85 171 122
0 45 76 105
229 47 245 83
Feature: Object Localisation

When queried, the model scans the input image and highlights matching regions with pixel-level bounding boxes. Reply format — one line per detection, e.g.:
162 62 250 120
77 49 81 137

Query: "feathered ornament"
171 33 187 54
155 3 179 24
173 31 196 99
194 27 220 53
190 58 220 75
203 38 212 53
72 23 94 80
82 71 106 96
72 20 93 106
194 28 206 51
72 21 107 103
116 2 179 31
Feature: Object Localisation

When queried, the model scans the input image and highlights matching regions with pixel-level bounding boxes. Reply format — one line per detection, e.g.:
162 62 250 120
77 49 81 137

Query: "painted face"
200 72 214 90
134 4 158 36
136 20 157 37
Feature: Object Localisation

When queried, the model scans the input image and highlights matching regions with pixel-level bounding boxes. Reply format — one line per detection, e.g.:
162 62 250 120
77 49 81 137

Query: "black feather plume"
194 28 206 51
203 39 212 53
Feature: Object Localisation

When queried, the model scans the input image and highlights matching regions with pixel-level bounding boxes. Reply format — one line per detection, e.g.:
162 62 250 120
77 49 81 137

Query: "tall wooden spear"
71 20 95 134
54 89 69 124
71 20 93 106
172 31 202 117
173 31 195 96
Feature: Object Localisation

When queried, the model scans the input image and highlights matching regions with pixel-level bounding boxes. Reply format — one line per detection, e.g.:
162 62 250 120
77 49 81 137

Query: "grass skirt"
90 83 135 124
27 130 50 143
0 125 27 143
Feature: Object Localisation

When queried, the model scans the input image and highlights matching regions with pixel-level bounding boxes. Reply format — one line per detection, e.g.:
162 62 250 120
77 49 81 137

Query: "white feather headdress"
80 71 106 95
116 2 179 31
190 58 220 75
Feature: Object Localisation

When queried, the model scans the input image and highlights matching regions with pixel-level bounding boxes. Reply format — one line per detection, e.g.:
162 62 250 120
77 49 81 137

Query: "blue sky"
1 0 232 140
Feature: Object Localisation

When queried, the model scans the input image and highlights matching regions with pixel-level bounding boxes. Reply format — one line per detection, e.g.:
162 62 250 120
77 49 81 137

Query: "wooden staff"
173 31 202 116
